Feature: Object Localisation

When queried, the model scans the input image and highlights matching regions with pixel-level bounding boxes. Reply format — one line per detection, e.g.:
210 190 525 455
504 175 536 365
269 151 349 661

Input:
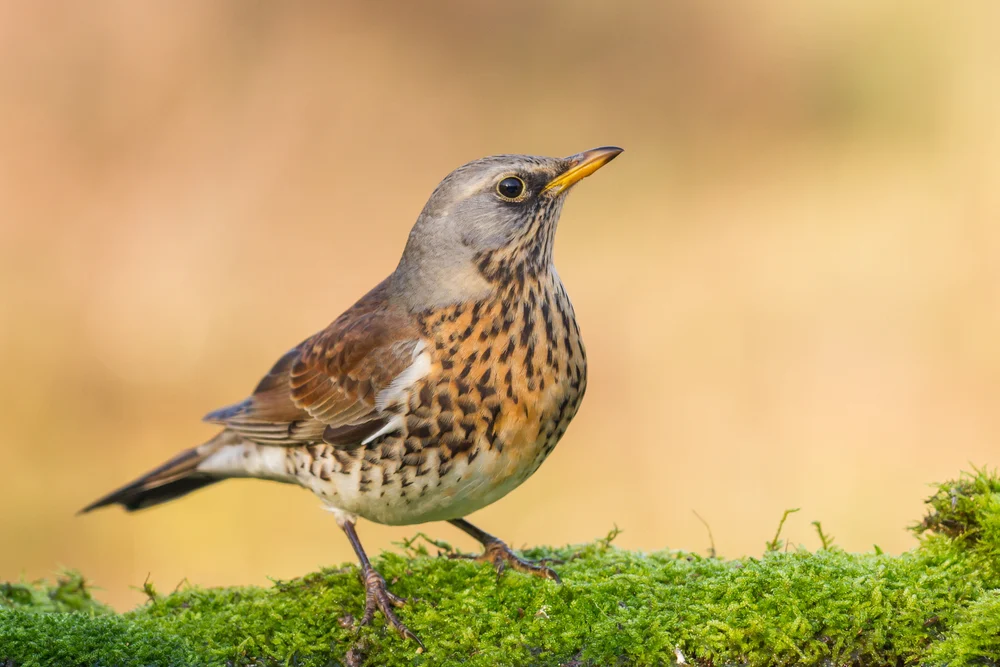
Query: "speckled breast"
292 274 586 526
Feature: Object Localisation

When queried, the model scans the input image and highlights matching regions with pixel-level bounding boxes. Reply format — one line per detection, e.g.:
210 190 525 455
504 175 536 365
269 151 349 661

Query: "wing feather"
202 279 426 449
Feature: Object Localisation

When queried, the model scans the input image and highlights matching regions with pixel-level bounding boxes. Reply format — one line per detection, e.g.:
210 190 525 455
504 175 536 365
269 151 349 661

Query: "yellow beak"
543 146 624 194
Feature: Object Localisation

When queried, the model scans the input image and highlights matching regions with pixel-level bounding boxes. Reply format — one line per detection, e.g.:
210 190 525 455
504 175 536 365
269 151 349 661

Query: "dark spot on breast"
500 337 516 363
404 437 423 455
460 414 478 432
457 396 477 415
484 423 498 449
437 412 454 433
443 433 470 457
520 303 535 345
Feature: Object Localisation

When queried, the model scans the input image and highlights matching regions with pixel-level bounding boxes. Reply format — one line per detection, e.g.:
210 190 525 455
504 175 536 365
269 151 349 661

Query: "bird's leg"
340 520 422 647
447 518 561 583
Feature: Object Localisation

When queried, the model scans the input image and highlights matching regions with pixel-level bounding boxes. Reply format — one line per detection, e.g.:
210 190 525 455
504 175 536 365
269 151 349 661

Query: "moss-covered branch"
3 470 1000 666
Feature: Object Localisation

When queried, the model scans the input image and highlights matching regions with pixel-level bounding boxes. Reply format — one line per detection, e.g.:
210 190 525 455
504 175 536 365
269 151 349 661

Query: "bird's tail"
79 431 294 513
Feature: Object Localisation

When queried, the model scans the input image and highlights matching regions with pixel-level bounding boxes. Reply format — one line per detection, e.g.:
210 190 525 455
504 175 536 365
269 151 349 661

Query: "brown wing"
204 280 422 447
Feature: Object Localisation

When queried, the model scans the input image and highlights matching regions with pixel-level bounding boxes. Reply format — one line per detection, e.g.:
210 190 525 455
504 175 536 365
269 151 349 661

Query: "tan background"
1 1 998 612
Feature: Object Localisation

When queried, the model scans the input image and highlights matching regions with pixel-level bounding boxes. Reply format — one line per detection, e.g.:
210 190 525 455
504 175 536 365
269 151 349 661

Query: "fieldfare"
82 146 623 643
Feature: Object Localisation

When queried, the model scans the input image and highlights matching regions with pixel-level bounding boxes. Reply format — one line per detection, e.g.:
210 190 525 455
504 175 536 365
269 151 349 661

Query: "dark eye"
496 176 525 200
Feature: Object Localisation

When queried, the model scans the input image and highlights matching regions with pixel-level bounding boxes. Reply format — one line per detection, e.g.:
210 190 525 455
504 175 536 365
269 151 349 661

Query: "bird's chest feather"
414 277 587 478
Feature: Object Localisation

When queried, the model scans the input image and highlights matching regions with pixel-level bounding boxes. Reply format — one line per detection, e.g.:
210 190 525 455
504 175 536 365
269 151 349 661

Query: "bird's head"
393 147 622 309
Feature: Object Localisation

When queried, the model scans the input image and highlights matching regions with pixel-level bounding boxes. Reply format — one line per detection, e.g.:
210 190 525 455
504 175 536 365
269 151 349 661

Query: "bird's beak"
543 146 624 195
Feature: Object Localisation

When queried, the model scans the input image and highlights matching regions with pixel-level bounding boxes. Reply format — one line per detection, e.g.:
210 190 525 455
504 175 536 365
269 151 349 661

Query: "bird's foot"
451 538 562 583
358 566 422 648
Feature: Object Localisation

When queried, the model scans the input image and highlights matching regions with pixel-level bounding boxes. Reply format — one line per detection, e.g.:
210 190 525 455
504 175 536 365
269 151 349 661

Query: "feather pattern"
202 279 426 450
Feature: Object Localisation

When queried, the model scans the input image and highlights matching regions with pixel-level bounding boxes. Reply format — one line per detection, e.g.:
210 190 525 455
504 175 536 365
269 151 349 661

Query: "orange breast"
414 274 586 484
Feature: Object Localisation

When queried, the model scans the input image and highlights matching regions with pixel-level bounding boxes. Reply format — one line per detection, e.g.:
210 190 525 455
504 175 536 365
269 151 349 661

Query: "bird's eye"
496 176 526 200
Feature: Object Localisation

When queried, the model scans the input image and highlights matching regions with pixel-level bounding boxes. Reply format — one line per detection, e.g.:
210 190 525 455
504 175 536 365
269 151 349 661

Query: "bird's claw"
450 538 562 584
358 566 422 648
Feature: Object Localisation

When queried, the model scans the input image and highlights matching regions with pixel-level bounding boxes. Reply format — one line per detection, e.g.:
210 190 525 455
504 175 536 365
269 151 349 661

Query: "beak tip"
571 146 623 164
544 146 624 193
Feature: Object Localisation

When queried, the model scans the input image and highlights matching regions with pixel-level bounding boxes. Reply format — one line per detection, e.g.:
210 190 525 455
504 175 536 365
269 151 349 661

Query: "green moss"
1 572 111 616
916 465 1000 551
929 590 1000 666
3 469 1000 666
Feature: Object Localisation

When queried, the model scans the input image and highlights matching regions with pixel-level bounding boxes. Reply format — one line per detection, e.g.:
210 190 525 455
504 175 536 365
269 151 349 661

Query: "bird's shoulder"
203 278 427 446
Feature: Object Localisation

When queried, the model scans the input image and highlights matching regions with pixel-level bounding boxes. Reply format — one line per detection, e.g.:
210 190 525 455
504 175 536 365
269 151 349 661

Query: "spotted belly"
285 435 550 525
284 376 581 525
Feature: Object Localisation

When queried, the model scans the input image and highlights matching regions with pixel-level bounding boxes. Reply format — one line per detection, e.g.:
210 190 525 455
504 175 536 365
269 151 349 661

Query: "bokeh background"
1 1 998 612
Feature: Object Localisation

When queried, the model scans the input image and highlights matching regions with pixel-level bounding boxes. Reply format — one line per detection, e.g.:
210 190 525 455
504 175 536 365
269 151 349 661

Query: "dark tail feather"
79 438 225 514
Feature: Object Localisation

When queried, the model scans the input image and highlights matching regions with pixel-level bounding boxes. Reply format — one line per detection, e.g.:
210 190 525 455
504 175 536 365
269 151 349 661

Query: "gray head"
392 147 623 309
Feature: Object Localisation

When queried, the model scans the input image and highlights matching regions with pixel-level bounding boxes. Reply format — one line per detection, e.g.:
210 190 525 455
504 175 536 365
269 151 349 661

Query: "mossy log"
3 470 1000 666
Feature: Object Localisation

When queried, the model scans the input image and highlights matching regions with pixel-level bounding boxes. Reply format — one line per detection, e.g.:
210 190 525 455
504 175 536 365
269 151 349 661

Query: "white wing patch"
363 340 431 445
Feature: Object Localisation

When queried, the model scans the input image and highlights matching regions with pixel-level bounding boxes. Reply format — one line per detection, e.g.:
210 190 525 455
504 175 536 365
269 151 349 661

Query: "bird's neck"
390 248 493 312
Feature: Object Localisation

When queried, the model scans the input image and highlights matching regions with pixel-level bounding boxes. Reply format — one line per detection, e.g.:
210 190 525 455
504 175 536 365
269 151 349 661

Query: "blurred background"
1 1 998 611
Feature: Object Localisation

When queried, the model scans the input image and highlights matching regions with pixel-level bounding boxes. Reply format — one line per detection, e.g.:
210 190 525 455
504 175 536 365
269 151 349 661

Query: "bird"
80 146 623 644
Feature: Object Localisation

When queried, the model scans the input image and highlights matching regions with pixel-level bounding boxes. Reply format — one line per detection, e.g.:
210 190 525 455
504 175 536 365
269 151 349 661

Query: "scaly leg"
341 520 422 647
448 518 561 583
